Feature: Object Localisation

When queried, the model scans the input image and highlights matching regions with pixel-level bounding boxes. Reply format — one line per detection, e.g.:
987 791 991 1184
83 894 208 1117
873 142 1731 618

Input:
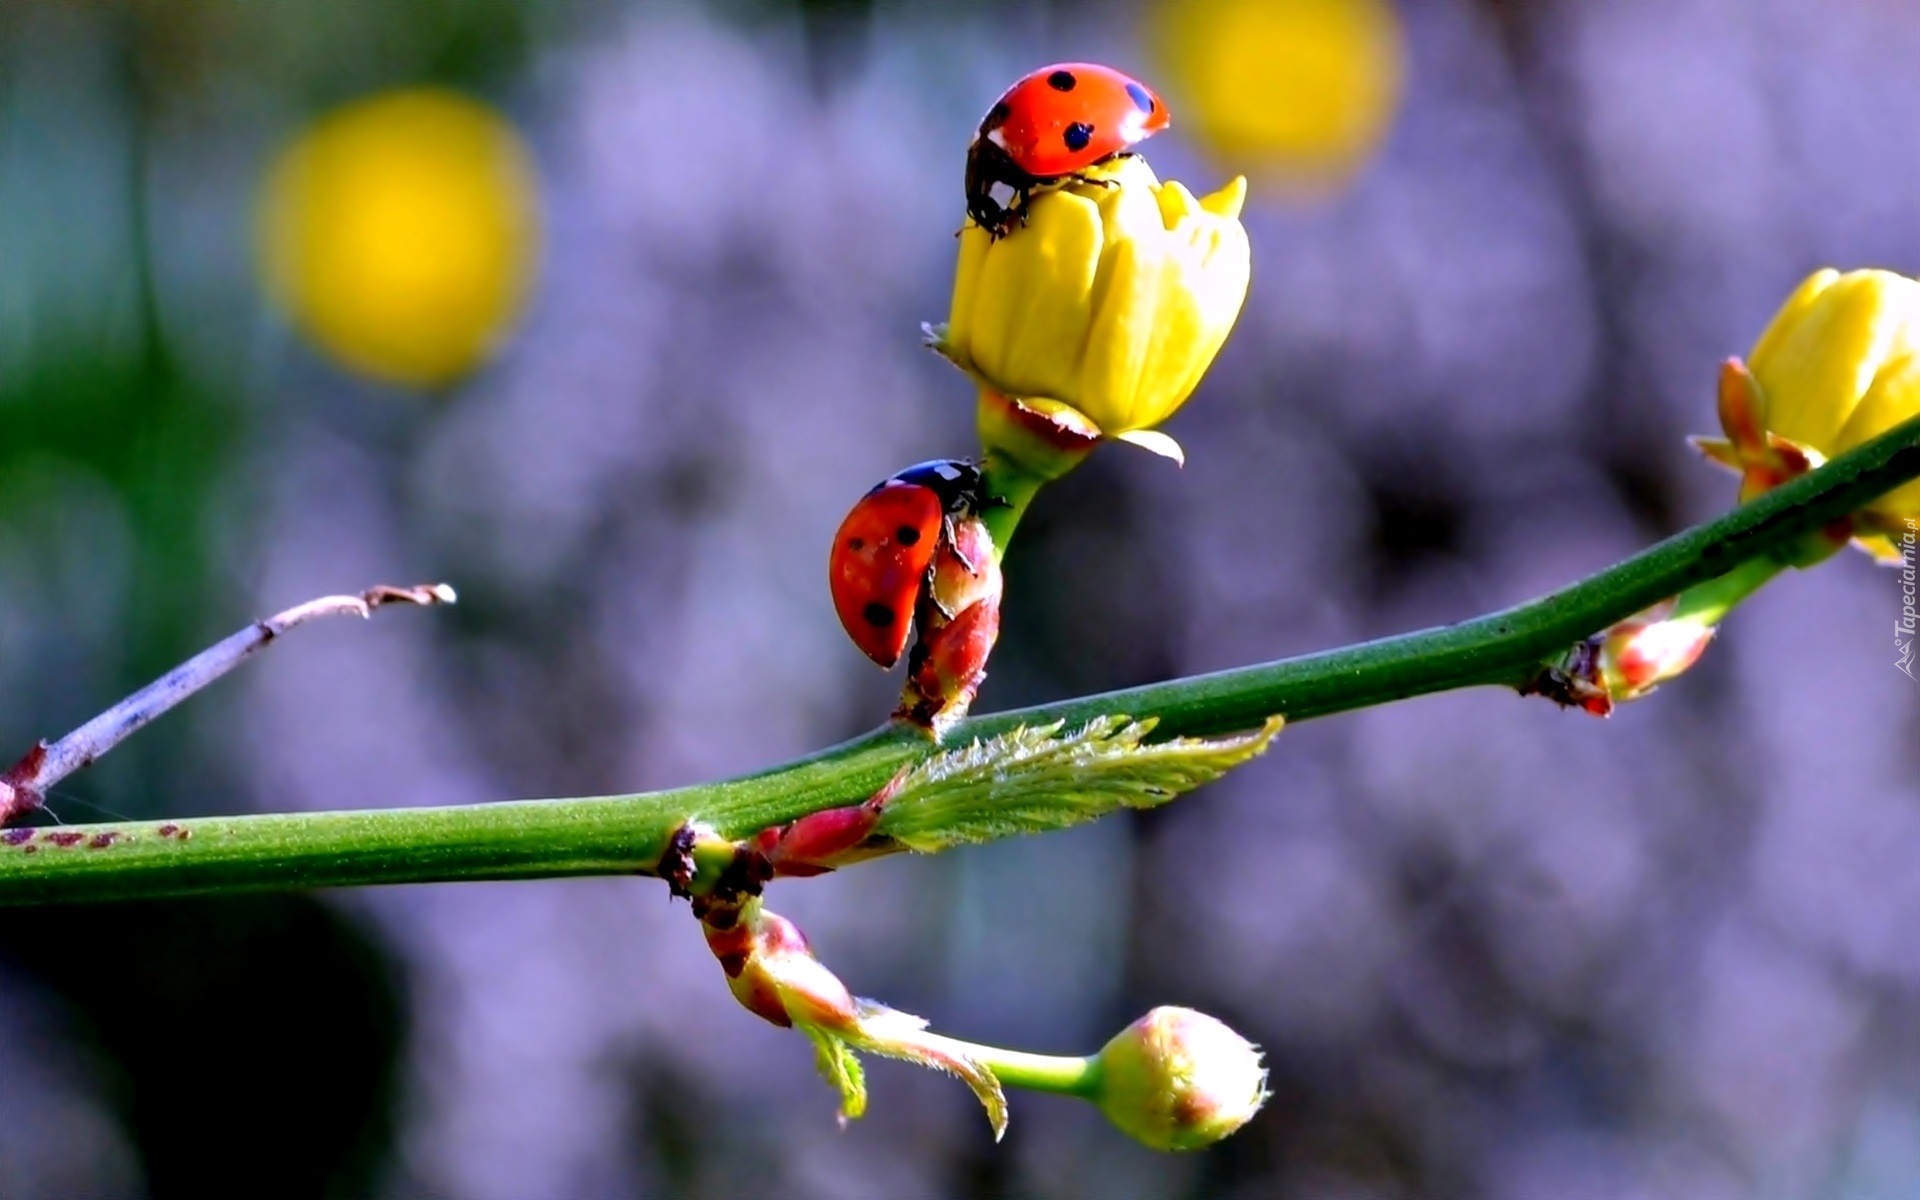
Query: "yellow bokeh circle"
1150 0 1406 193
259 88 540 389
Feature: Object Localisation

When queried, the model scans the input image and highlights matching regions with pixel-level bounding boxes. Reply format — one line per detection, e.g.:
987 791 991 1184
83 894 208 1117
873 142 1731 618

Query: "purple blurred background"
2 0 1919 1195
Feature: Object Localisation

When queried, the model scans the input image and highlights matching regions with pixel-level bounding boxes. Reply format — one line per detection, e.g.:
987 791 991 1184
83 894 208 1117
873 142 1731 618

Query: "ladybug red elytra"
828 459 989 669
965 62 1170 237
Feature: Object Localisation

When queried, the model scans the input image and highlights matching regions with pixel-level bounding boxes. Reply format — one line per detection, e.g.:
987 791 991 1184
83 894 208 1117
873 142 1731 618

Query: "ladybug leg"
1007 185 1036 227
922 520 958 620
1061 150 1132 194
979 188 1029 240
1061 169 1121 193
970 196 1016 239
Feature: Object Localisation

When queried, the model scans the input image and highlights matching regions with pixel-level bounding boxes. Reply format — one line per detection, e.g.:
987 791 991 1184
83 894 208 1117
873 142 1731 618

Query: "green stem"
1669 551 1784 626
0 801 685 905
3 414 1919 906
966 1043 1102 1098
977 454 1050 557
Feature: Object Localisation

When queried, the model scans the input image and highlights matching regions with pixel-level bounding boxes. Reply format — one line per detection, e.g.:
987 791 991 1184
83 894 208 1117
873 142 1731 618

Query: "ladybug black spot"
847 537 865 551
982 101 1011 132
896 525 922 546
863 602 897 628
1047 70 1077 92
1064 122 1094 153
1126 82 1155 113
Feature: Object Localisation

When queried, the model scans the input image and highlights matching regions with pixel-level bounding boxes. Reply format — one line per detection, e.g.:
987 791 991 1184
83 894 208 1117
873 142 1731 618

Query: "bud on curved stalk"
675 712 1279 1145
940 1004 1268 1151
1694 268 1920 562
695 891 1271 1152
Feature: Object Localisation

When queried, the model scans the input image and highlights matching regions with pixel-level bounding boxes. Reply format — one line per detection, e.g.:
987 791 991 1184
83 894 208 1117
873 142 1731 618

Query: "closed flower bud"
1092 1006 1268 1151
1697 268 1920 558
933 156 1251 466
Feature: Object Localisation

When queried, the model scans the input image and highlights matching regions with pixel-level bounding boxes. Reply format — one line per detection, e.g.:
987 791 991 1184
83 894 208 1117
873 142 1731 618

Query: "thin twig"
0 583 457 824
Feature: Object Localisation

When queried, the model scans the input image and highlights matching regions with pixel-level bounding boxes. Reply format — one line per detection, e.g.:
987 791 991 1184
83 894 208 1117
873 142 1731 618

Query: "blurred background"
1 0 1918 1195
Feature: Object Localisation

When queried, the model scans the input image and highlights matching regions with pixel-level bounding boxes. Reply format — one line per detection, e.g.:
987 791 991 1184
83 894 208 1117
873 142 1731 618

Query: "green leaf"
845 1001 1011 1140
874 715 1283 854
806 1026 867 1125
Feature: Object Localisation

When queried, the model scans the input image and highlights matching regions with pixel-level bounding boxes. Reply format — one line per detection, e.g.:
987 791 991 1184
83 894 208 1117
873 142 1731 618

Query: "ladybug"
829 460 989 669
965 63 1170 237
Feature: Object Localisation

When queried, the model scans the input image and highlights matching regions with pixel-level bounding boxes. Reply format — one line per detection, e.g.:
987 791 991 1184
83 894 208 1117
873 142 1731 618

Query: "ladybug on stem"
829 460 991 668
965 62 1170 237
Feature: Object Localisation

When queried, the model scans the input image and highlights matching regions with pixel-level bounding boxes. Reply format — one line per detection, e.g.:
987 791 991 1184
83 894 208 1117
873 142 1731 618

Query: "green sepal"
874 715 1283 853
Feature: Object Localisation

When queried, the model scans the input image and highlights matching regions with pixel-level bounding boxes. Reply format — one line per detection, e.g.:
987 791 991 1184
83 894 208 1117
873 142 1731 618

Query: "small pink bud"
1597 604 1715 700
897 513 1004 733
925 514 1000 616
708 904 860 1031
764 803 882 876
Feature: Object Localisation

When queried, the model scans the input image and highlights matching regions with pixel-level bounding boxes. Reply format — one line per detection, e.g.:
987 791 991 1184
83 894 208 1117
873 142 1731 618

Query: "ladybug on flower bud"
966 62 1170 237
829 460 991 669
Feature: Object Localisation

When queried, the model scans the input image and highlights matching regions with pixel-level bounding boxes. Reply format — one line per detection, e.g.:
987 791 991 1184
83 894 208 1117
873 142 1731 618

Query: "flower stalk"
973 387 1102 556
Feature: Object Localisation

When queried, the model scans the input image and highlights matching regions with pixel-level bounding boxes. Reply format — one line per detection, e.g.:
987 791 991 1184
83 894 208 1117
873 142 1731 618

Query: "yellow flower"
1697 269 1920 555
934 155 1251 467
258 88 540 389
1149 0 1405 193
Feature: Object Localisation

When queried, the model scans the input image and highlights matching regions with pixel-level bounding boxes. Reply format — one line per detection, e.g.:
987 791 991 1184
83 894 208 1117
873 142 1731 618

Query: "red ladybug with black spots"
829 460 990 668
965 62 1170 237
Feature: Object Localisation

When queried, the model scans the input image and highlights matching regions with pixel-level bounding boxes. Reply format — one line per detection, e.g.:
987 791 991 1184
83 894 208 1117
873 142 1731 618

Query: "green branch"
3 415 1918 906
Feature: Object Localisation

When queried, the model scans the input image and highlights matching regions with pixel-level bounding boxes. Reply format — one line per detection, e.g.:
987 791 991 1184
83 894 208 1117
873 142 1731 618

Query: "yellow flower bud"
1697 269 1920 556
934 156 1251 465
258 89 541 389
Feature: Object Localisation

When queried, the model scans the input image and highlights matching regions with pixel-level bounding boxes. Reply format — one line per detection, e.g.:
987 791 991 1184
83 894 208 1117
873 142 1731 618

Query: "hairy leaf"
874 715 1283 853
807 1026 867 1126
